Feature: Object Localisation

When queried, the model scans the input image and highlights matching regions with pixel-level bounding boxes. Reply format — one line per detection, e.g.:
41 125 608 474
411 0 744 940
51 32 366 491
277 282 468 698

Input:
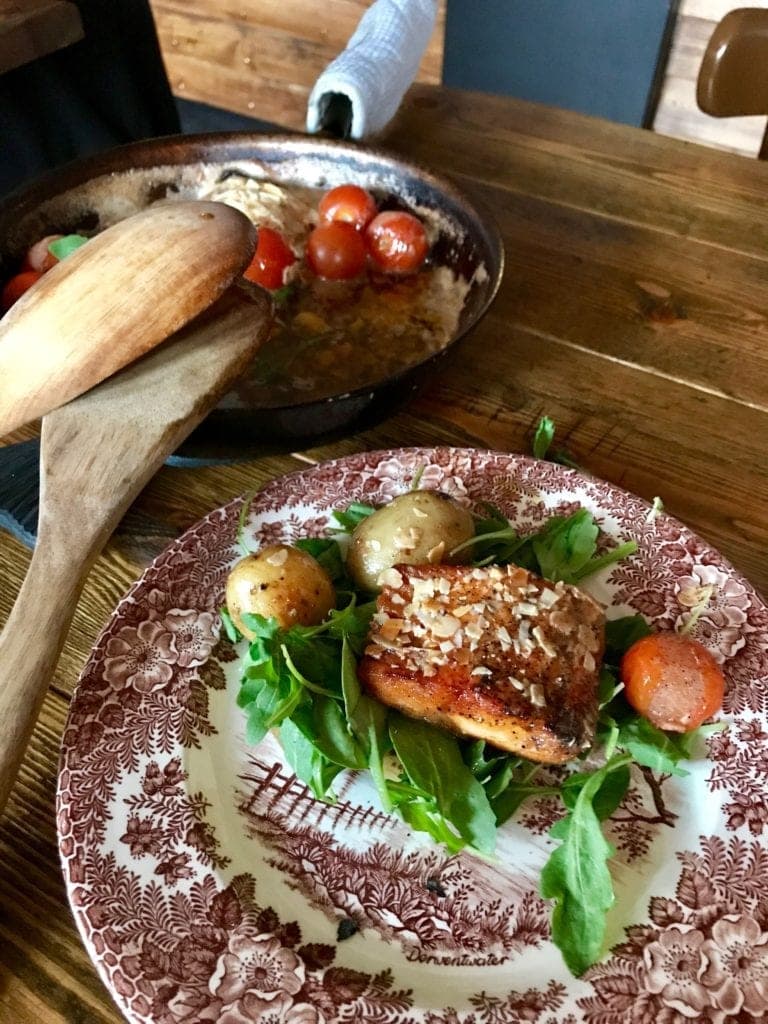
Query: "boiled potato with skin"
226 544 335 637
346 490 475 591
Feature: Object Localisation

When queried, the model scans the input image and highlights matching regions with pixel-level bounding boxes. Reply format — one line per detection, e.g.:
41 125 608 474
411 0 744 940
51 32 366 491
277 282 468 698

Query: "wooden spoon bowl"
0 200 256 437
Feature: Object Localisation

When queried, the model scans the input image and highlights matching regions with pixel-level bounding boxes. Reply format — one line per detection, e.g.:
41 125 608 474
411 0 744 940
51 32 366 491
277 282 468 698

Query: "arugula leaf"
617 717 691 777
450 508 524 566
561 764 631 820
281 637 341 697
597 666 623 707
340 635 362 720
463 739 507 780
359 697 390 805
340 637 391 808
48 234 89 260
571 540 638 581
389 713 497 854
393 794 467 854
490 774 560 826
235 616 330 744
279 716 317 783
325 599 377 653
239 612 280 642
272 283 296 306
331 502 376 533
529 509 637 584
294 537 346 581
604 615 653 662
491 785 533 826
461 741 522 803
533 416 556 459
279 716 343 800
530 416 580 467
292 697 367 770
540 755 629 975
220 606 241 643
454 502 636 582
533 510 599 583
243 669 301 745
483 759 519 800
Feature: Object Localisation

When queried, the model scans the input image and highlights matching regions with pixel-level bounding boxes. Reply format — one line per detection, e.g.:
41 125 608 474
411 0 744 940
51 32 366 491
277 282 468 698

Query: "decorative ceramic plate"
57 448 768 1024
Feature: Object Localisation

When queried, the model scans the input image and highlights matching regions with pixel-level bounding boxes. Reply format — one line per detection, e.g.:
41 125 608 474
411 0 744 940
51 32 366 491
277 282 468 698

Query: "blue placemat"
0 440 234 548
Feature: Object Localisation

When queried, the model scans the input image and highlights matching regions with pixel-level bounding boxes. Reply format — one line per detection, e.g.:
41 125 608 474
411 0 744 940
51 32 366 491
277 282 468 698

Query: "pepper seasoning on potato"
225 544 335 637
346 490 475 592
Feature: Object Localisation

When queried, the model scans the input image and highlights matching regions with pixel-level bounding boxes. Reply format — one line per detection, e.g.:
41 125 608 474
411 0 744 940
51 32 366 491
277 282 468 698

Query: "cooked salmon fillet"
358 562 605 765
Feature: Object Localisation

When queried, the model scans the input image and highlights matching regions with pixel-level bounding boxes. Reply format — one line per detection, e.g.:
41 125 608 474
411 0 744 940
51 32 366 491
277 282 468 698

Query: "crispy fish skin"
358 563 605 765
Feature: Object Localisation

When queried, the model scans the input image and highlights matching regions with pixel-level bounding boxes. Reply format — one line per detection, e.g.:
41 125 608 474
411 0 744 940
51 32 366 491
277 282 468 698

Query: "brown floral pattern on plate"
57 447 768 1022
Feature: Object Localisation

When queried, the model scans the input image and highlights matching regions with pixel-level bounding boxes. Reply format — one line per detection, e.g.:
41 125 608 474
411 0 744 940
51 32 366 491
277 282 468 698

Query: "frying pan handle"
317 93 353 140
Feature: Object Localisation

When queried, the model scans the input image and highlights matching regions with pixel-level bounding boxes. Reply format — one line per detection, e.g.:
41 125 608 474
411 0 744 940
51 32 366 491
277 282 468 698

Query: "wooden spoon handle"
0 283 271 814
0 525 103 809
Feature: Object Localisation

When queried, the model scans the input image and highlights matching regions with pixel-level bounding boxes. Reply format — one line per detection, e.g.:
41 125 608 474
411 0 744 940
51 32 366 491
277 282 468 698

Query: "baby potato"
226 544 335 637
346 490 475 591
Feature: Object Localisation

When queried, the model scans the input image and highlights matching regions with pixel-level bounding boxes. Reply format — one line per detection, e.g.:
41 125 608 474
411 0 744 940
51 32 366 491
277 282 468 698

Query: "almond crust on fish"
358 563 605 765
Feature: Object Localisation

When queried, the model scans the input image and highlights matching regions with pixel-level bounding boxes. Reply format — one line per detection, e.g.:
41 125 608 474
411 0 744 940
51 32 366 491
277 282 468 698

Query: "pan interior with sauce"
0 137 503 454
198 174 474 408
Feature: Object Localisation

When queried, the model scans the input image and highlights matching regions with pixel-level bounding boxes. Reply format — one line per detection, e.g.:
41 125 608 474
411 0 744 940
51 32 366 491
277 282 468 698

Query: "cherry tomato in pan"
620 632 725 733
22 234 63 273
318 184 377 231
243 226 296 290
306 221 367 280
365 210 428 275
1 270 43 312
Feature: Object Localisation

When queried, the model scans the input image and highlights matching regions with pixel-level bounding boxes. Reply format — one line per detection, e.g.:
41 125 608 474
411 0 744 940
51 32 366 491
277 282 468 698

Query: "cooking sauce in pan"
200 175 472 407
1 168 475 409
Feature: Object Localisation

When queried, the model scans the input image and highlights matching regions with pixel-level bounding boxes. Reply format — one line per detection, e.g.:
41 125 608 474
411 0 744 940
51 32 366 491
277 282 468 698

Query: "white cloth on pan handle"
306 0 439 139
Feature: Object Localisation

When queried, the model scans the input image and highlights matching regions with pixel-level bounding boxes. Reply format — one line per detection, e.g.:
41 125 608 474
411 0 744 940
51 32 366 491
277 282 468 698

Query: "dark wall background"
443 0 677 127
0 0 180 199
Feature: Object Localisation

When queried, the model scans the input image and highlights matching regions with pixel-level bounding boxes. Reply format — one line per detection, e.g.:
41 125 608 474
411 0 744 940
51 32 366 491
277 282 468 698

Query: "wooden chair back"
697 7 768 156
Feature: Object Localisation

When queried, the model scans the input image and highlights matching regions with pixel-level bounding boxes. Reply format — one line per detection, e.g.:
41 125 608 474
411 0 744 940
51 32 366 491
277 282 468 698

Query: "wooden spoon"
0 282 272 813
0 200 256 437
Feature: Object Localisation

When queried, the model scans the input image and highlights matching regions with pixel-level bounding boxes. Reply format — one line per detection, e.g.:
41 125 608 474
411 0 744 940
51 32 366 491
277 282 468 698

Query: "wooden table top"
1 83 767 1022
0 0 83 75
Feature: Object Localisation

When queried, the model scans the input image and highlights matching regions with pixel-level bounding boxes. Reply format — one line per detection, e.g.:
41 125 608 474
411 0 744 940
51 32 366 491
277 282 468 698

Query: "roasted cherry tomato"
318 184 377 231
306 221 367 280
1 270 43 312
243 226 296 290
22 234 63 273
620 632 725 733
365 210 428 275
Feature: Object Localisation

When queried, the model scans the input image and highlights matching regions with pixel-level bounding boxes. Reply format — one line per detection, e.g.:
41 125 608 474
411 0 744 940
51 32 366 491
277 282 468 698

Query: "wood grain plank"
381 85 768 259
155 0 444 79
149 0 445 129
159 11 334 93
458 178 768 411
0 0 83 74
